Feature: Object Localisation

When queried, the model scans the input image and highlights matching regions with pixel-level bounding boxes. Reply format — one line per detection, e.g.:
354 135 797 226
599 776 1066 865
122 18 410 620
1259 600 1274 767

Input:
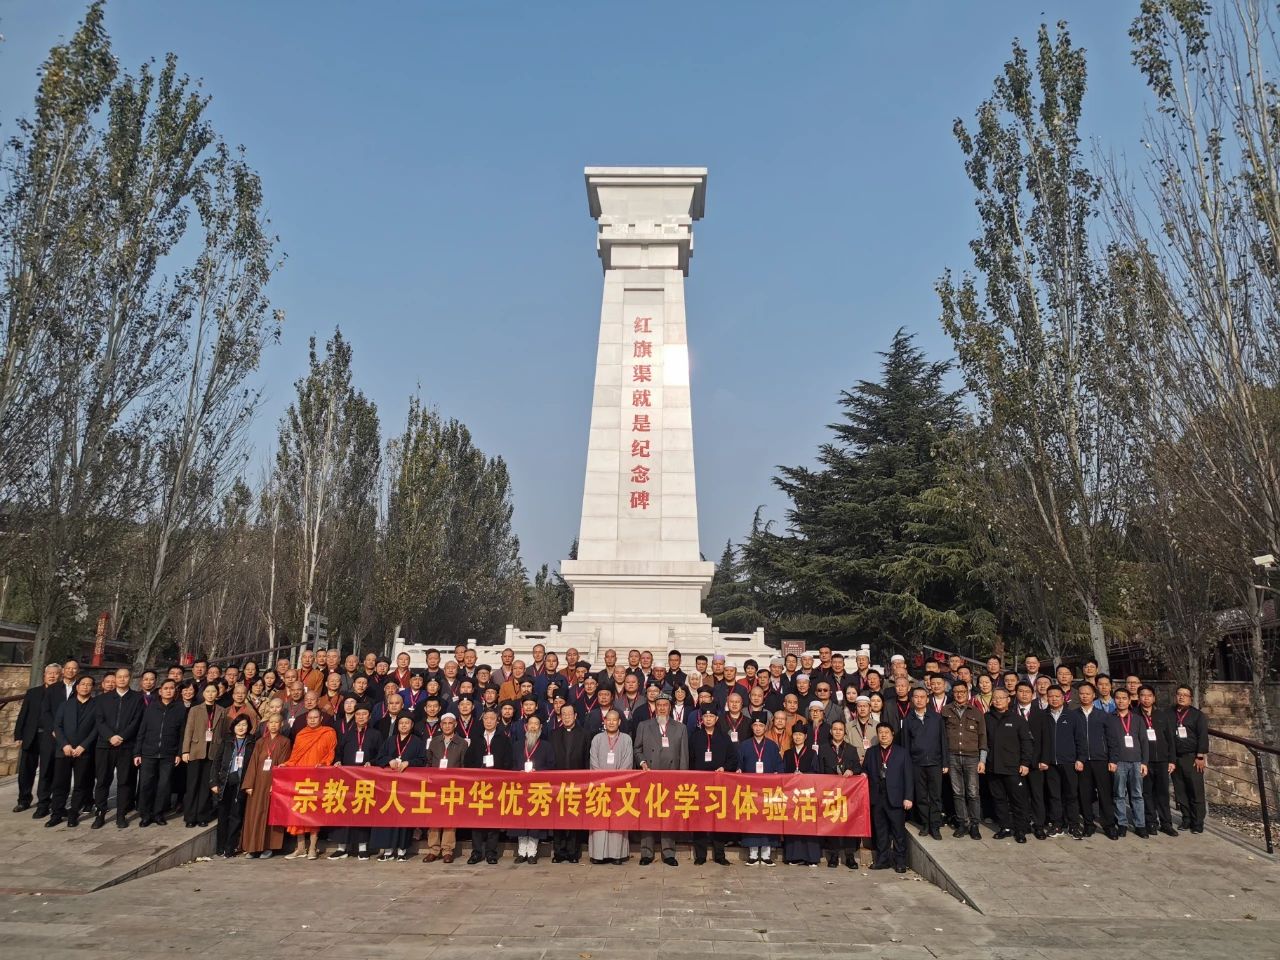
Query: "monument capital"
584 167 708 275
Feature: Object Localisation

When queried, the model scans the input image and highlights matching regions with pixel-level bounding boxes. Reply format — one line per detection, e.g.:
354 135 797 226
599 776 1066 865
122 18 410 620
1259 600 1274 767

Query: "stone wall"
0 664 30 776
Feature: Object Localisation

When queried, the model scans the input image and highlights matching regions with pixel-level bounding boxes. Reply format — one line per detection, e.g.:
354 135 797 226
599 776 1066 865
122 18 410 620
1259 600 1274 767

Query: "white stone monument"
555 167 769 663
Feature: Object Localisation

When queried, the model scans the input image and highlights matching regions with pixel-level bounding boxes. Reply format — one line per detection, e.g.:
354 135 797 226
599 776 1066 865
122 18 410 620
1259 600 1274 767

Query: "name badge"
354 750 364 764
483 754 494 767
1177 725 1188 738
729 731 739 742
755 760 764 774
835 690 844 702
205 729 213 742
439 759 449 769
232 756 242 772
661 736 670 748
524 760 534 772
704 750 713 762
1124 735 1134 748
863 738 871 749
1146 728 1156 741
262 758 272 772
606 751 616 764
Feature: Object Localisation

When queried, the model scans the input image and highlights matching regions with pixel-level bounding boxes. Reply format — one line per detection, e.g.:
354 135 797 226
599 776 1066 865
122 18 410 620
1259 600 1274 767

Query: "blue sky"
0 1 1151 573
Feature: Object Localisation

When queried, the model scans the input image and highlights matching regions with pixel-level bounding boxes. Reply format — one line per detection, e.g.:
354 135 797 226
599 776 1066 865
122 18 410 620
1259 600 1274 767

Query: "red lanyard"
524 743 537 764
1176 708 1189 726
484 732 494 754
897 701 910 719
459 717 474 739
608 733 620 753
705 732 714 753
395 735 410 759
1120 713 1132 736
811 727 821 748
355 729 366 754
881 746 892 767
753 740 766 762
206 710 214 731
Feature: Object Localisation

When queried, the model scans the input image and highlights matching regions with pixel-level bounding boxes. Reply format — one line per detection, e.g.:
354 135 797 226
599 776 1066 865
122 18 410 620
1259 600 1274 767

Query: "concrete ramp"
908 825 1278 920
0 776 215 894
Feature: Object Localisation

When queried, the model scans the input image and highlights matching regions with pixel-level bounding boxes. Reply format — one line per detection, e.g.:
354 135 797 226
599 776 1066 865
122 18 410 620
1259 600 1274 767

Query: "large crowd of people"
10 644 1211 872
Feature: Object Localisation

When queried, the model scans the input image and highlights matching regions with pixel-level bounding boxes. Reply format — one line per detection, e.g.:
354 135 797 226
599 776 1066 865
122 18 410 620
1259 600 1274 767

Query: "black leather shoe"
952 824 967 838
44 814 65 828
1117 826 1128 838
894 865 907 873
486 854 499 864
916 826 929 837
1190 825 1204 833
32 806 49 820
827 858 838 868
662 856 678 867
12 803 30 814
969 824 981 840
845 857 858 870
467 851 483 864
1104 825 1119 840
1014 834 1027 844
928 827 942 841
551 854 565 863
91 812 106 829
992 829 1012 840
139 818 152 828
869 861 891 870
527 855 538 865
1160 825 1179 837
1083 824 1096 837
639 856 654 866
116 819 128 829
693 855 707 865
154 815 168 826
1134 827 1149 838
713 855 730 866
66 813 79 828
1033 827 1047 840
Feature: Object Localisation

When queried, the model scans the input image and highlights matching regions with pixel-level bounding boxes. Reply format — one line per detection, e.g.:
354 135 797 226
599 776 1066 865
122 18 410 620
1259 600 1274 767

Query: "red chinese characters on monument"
628 318 656 511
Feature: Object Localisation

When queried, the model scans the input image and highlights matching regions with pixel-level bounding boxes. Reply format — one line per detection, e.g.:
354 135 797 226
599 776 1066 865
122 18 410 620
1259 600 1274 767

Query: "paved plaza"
2 773 1278 960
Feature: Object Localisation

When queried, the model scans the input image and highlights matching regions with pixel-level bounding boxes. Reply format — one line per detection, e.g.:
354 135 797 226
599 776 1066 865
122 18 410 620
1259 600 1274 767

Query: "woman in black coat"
209 715 256 857
511 714 556 864
372 714 427 861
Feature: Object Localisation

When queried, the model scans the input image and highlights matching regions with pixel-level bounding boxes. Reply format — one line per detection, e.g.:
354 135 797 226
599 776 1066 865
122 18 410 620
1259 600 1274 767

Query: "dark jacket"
817 740 863 777
376 733 427 768
512 737 556 772
210 732 257 792
1015 703 1054 767
465 729 514 770
54 695 98 751
735 737 784 775
984 708 1034 775
93 688 143 749
551 722 592 770
1109 710 1150 764
1079 706 1117 763
783 745 820 774
134 699 185 759
336 724 384 766
1141 708 1176 764
12 684 52 748
901 710 950 768
39 680 72 733
1046 707 1087 765
688 726 738 772
1171 704 1210 756
865 742 913 808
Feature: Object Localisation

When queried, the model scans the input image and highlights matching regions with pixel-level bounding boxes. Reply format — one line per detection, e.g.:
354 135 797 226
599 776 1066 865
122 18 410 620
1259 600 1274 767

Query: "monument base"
558 558 714 650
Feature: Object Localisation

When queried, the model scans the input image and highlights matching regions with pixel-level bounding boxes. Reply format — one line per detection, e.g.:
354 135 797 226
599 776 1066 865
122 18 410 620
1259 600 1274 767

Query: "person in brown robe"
240 714 293 858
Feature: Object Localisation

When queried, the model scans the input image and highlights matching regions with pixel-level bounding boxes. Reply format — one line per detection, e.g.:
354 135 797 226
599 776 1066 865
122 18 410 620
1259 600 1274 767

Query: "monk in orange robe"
280 708 336 860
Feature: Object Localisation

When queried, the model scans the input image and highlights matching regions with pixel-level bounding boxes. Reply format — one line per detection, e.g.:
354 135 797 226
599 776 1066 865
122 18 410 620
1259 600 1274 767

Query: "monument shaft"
559 168 715 650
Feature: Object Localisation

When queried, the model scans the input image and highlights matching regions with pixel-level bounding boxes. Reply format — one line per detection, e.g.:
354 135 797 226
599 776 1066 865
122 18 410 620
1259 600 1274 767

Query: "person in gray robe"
633 692 690 865
588 709 632 863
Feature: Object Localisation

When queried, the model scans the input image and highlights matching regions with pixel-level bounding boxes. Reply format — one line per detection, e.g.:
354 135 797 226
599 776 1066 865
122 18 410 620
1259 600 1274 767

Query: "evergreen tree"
743 329 981 653
704 539 764 633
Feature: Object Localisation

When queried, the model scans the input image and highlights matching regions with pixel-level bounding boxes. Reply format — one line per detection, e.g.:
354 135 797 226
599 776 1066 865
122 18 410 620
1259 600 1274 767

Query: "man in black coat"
11 664 60 814
550 703 591 863
327 706 384 860
133 680 185 826
91 667 143 829
985 688 1035 842
1014 681 1053 839
900 686 949 840
687 704 736 865
1170 684 1210 832
866 722 913 873
465 709 514 864
1138 685 1179 836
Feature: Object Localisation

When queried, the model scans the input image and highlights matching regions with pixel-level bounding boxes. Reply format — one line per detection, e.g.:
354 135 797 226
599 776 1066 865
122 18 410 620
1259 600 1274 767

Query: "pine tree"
704 540 763 633
744 329 984 652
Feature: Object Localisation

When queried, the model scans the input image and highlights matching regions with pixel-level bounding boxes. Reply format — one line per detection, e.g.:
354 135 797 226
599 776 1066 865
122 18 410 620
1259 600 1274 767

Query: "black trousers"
988 772 1029 834
1078 759 1115 828
16 742 42 807
333 826 372 850
473 828 502 857
1172 754 1206 828
94 745 136 820
50 751 94 815
1143 760 1174 829
1045 763 1081 828
137 756 176 821
32 733 58 806
691 831 726 859
552 829 582 858
1024 767 1047 829
872 801 908 868
912 764 943 830
184 759 215 825
215 781 246 854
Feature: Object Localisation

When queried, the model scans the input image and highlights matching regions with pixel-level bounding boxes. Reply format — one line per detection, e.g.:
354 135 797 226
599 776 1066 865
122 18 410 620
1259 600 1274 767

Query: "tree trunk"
29 613 54 687
1084 594 1109 674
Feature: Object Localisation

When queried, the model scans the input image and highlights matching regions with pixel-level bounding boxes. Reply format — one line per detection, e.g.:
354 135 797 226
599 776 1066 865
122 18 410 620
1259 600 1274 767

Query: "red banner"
269 767 869 837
